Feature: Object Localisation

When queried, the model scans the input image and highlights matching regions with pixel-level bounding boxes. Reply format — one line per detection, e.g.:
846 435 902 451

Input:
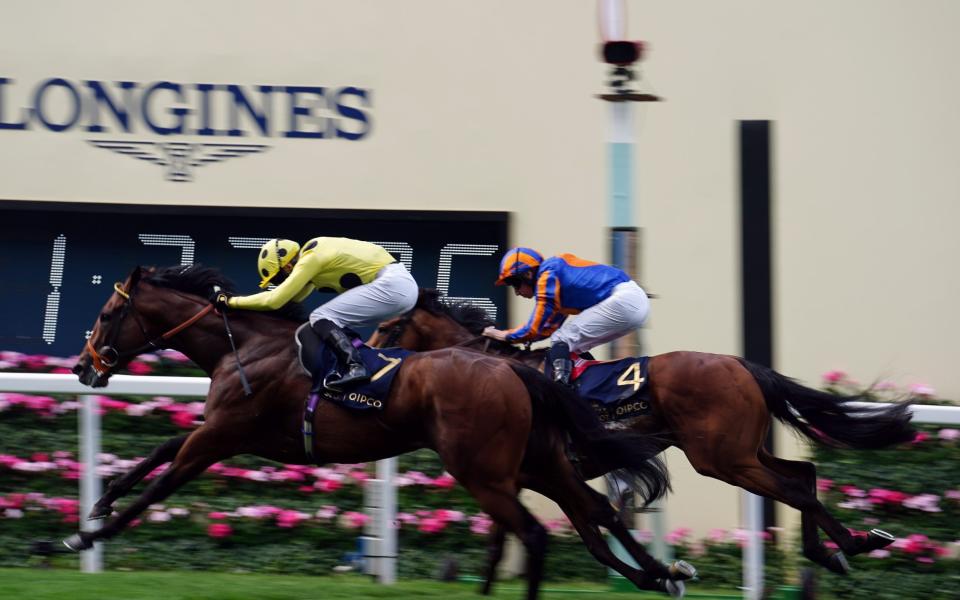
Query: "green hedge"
806 377 960 599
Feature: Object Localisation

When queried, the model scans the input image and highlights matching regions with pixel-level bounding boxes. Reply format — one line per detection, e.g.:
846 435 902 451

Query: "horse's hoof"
62 533 93 552
663 579 686 598
825 551 850 575
87 505 112 521
866 529 896 550
669 560 697 581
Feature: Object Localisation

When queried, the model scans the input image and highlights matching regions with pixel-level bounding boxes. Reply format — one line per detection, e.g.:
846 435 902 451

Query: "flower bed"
809 371 960 599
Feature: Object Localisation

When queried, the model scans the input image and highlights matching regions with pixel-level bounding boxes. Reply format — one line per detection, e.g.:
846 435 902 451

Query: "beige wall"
2 0 957 542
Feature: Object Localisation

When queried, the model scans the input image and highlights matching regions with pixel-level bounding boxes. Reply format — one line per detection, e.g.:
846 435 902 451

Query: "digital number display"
0 201 509 356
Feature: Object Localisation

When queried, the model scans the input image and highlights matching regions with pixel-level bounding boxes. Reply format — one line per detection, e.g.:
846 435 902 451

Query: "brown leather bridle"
85 281 214 376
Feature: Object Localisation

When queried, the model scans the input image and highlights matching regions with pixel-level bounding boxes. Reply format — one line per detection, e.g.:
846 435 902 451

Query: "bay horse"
368 289 916 579
68 266 693 599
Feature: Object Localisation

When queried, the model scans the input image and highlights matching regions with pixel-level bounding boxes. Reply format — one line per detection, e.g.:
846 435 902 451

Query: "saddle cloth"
571 355 653 422
296 324 410 411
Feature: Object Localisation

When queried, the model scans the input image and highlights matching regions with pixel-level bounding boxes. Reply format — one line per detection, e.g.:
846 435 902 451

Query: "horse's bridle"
85 281 214 376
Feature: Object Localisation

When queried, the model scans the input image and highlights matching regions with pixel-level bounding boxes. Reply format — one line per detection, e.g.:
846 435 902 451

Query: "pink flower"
903 494 941 512
822 370 847 384
816 479 833 493
938 428 960 441
868 488 908 504
314 479 342 493
208 512 228 520
665 527 693 545
339 511 370 529
908 383 936 397
912 432 929 444
315 506 338 521
469 514 492 535
125 360 152 375
434 509 464 523
207 523 232 538
276 510 308 528
840 485 866 498
170 411 197 429
432 473 457 489
418 517 446 533
707 528 727 543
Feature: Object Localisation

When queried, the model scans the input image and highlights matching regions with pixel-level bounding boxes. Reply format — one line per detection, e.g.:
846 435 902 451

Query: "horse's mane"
414 288 543 360
143 265 310 323
414 289 494 334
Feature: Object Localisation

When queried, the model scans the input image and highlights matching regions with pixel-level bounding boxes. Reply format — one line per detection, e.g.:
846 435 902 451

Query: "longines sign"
0 77 373 181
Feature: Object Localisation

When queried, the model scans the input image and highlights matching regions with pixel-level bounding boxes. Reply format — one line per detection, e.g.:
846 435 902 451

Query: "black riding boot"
546 341 573 387
312 319 369 389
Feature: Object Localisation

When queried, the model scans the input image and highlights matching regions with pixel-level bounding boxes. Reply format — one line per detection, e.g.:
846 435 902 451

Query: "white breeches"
549 281 650 353
309 263 419 328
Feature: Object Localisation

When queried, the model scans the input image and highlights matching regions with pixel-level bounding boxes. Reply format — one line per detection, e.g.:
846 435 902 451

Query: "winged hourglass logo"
86 140 270 182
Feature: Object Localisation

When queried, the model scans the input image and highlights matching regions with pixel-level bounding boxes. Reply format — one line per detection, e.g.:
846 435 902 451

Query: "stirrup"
323 365 369 391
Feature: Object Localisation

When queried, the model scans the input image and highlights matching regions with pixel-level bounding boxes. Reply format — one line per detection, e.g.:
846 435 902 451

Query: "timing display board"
0 201 509 357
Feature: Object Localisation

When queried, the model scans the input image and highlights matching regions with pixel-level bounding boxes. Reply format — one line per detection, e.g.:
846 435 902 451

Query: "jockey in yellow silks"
223 237 418 388
483 246 650 386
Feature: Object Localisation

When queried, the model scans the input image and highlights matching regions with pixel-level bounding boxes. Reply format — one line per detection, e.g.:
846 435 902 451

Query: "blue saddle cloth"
571 356 652 422
312 340 411 411
297 325 413 410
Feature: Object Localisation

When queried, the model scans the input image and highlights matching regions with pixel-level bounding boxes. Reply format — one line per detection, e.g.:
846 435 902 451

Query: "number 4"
617 362 645 392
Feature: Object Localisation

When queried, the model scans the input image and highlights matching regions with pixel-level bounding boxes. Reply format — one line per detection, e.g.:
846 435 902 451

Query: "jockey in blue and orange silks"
482 247 650 386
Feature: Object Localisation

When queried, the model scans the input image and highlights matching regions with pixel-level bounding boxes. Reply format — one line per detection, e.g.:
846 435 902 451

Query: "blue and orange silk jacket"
504 253 630 343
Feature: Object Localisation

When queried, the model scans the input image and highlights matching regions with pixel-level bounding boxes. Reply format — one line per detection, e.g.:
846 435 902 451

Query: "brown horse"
368 289 916 578
68 266 693 599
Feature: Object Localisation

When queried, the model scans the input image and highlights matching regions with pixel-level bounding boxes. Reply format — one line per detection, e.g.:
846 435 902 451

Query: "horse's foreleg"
64 427 230 551
531 468 683 596
88 434 189 520
480 523 507 595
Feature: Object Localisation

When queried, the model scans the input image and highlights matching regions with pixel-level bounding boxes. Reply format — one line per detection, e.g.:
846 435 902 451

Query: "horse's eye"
99 313 111 323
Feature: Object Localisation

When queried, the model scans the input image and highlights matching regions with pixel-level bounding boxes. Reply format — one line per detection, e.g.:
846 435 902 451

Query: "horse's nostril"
72 363 83 375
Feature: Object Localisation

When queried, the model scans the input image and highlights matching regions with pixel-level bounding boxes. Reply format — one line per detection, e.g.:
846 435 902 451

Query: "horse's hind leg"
88 434 189 520
757 451 894 565
690 445 888 575
64 426 231 551
480 523 507 595
459 482 547 600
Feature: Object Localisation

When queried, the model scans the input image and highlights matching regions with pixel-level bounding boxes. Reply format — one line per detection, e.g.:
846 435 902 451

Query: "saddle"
295 323 410 411
570 355 653 422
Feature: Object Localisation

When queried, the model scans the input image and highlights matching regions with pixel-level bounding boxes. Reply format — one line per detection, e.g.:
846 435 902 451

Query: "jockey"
482 247 650 386
219 237 418 389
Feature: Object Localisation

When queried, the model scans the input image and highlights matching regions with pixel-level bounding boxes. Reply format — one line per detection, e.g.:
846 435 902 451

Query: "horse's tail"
737 359 915 449
507 362 670 507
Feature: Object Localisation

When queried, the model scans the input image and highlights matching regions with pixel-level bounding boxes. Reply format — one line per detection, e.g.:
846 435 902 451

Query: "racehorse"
368 289 917 579
69 266 693 599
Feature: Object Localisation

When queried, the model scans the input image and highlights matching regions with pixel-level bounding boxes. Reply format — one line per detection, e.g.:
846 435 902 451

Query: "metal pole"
742 490 765 599
375 458 397 584
79 394 102 572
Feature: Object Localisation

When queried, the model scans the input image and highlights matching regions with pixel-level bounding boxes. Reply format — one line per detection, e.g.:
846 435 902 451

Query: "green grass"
0 568 763 600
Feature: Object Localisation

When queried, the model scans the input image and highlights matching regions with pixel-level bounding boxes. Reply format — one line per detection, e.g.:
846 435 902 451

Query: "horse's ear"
418 288 440 305
128 266 142 287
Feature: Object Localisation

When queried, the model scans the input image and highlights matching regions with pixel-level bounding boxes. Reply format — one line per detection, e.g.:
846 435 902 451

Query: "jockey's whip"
213 286 253 396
